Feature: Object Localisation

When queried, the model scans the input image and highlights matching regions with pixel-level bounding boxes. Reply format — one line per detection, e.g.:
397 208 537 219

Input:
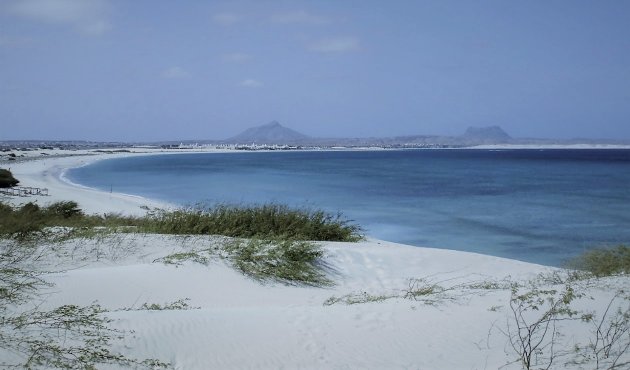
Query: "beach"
1 150 628 369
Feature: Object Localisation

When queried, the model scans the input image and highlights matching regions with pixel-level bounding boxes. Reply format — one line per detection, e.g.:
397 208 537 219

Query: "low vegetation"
323 270 629 369
0 200 351 367
0 201 362 243
324 275 516 307
497 255 630 369
118 298 198 311
566 245 630 277
142 204 362 241
3 198 627 369
155 238 331 286
0 243 171 369
0 201 136 240
0 200 358 286
504 285 629 370
224 238 331 286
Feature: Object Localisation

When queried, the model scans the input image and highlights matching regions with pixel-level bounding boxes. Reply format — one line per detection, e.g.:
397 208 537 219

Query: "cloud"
161 67 190 79
221 53 252 63
270 10 330 25
212 12 242 25
7 0 111 35
309 36 360 53
239 79 263 88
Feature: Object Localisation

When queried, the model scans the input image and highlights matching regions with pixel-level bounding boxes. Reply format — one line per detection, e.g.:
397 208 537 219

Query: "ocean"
66 149 630 266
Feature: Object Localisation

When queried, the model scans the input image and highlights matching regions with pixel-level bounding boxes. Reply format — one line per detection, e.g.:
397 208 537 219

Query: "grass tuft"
136 298 198 311
224 238 332 286
0 201 362 243
154 251 210 266
0 201 357 286
141 204 362 242
565 245 630 277
0 201 137 241
155 238 332 286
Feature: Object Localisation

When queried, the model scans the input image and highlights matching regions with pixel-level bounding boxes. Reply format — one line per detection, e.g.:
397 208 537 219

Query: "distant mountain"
226 121 310 144
461 126 512 143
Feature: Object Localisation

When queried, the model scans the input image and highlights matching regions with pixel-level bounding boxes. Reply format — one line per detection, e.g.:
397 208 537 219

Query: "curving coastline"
3 149 176 215
2 148 629 369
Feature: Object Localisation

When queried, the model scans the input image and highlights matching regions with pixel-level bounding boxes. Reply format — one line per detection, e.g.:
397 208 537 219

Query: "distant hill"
461 126 512 143
226 121 310 144
145 122 630 148
222 123 515 146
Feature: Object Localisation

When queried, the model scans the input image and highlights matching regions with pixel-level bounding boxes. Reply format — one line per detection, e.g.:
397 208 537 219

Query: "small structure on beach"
0 186 49 197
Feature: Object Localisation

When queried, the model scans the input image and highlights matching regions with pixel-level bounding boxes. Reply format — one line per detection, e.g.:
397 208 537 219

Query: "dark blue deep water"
67 149 630 266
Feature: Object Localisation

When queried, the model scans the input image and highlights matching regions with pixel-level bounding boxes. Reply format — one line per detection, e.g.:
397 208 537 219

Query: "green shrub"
154 238 332 286
141 204 362 242
44 201 83 219
0 169 19 188
566 245 630 277
0 202 12 214
0 202 46 240
0 201 362 243
0 200 139 240
18 202 40 214
0 201 348 285
224 238 331 286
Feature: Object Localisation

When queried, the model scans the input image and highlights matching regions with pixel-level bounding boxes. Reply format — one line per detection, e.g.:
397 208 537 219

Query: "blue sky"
1 0 629 141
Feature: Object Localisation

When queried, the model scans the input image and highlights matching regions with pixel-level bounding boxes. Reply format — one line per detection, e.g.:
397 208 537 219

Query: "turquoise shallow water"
67 149 630 266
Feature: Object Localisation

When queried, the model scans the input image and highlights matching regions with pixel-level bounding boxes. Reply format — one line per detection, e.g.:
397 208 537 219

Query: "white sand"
2 151 628 369
2 148 229 214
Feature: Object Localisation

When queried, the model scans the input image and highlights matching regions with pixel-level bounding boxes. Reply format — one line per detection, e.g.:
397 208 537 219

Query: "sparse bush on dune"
0 201 136 240
0 235 172 369
224 238 331 286
0 202 46 240
139 204 362 242
153 237 331 286
566 245 630 277
2 197 629 368
0 200 355 367
0 200 357 285
44 200 84 219
0 202 12 215
0 200 361 244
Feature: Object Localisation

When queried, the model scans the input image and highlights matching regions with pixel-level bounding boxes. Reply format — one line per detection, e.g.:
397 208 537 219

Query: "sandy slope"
36 235 551 369
2 151 628 369
22 234 626 369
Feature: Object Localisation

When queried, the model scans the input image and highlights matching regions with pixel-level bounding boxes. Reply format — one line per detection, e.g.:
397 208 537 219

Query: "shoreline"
3 149 179 215
2 148 548 265
2 147 625 265
2 149 628 369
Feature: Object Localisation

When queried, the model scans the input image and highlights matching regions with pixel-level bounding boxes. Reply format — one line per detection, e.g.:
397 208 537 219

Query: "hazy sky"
1 0 629 141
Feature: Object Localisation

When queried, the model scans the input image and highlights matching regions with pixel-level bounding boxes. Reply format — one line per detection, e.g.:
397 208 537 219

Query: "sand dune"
38 234 552 369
